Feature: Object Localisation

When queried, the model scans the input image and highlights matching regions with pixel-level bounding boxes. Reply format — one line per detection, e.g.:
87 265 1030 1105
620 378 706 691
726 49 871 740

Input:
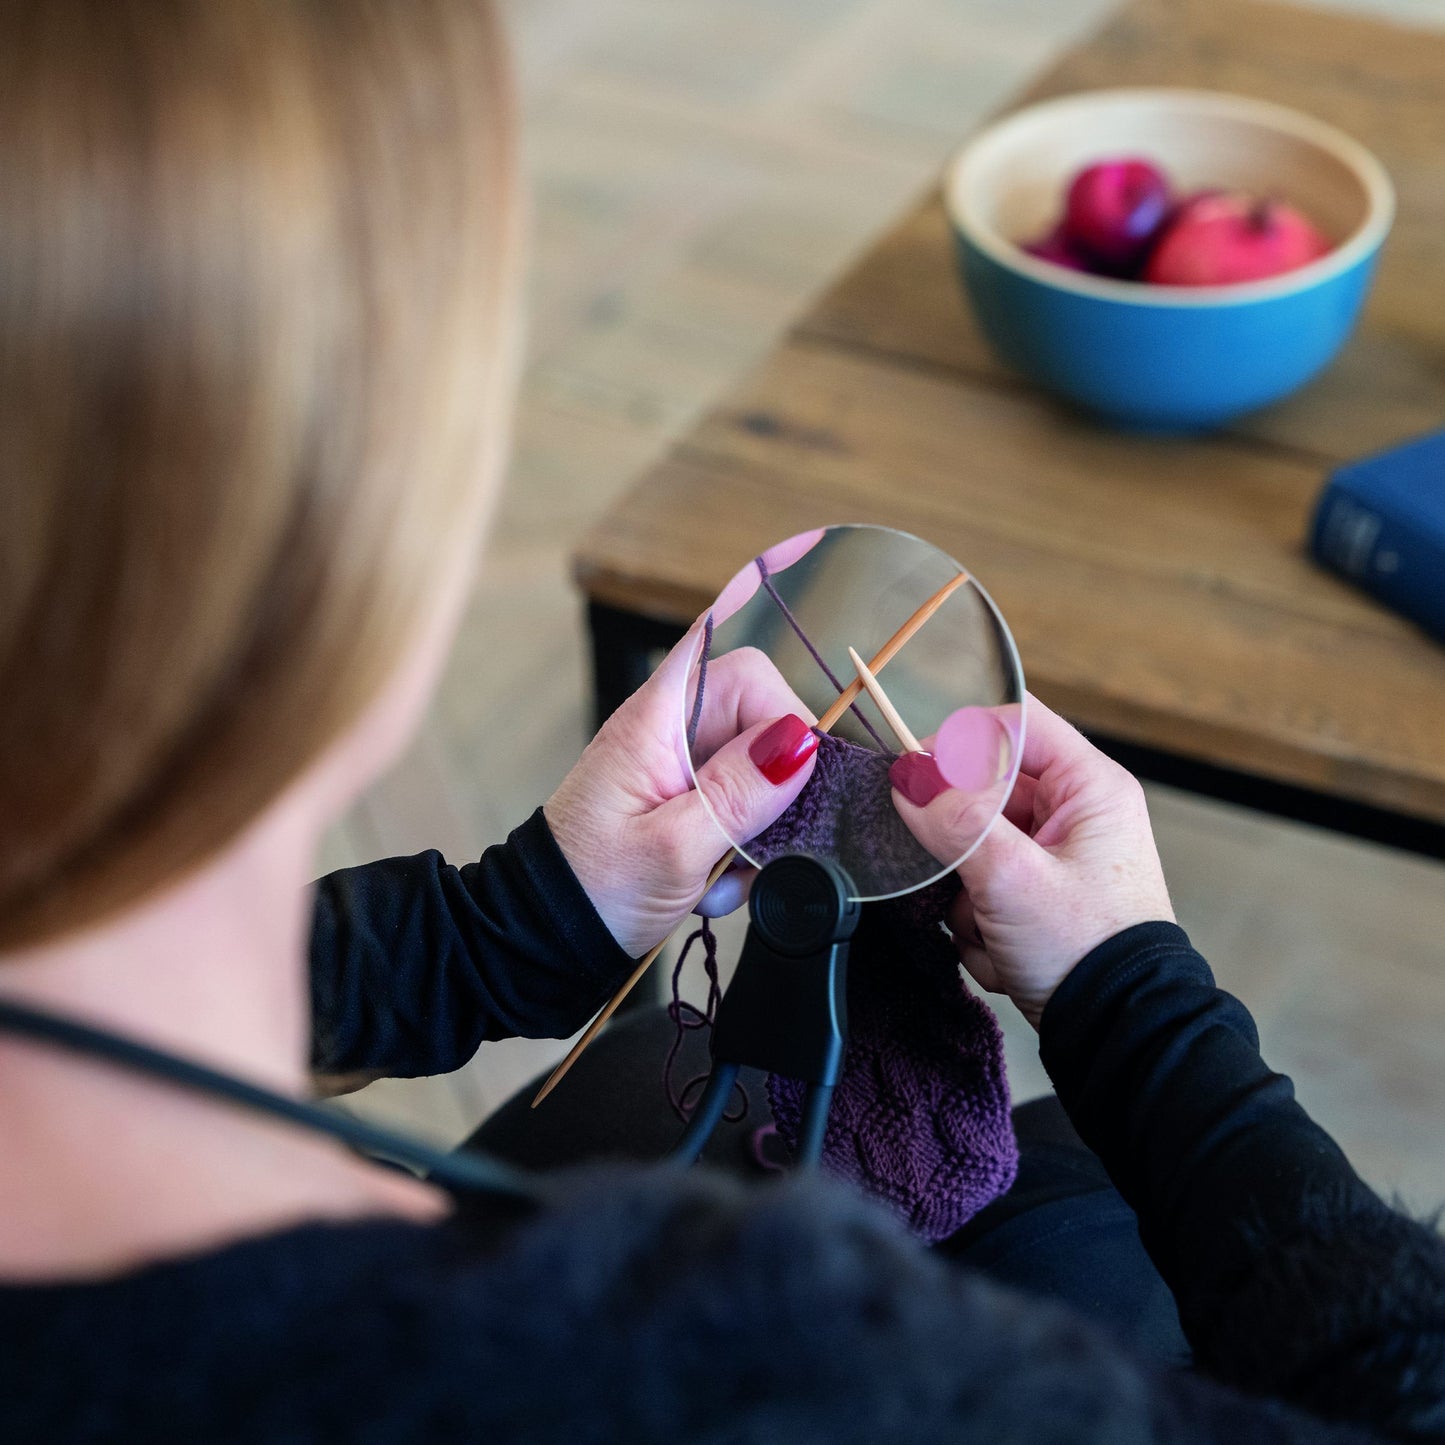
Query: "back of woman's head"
0 0 517 950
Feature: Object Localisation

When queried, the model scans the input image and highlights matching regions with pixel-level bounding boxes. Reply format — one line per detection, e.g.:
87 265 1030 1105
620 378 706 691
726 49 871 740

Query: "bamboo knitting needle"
815 571 968 734
530 851 734 1107
532 568 969 1108
848 646 922 754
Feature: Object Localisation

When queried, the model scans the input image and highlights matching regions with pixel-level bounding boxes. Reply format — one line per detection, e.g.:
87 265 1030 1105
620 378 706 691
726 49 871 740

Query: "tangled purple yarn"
767 873 1017 1240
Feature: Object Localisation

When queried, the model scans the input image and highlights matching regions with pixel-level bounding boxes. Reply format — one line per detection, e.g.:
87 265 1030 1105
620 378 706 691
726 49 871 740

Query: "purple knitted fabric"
767 876 1017 1241
749 738 1018 1240
747 733 939 898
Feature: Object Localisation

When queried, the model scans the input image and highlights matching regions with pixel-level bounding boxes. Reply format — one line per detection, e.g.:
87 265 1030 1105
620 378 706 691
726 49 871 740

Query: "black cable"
0 997 538 1204
795 1082 833 1169
666 1062 740 1166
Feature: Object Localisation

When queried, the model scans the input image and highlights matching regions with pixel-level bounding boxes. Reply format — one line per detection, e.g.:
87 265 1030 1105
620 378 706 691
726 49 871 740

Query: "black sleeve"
308 808 635 1078
1040 921 1445 1440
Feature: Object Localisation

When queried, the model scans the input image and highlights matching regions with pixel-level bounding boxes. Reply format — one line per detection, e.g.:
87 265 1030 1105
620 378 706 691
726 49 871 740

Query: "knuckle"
1120 774 1150 817
651 809 697 877
726 644 771 675
703 763 759 840
983 848 1024 895
707 645 770 690
1104 762 1146 810
712 645 795 710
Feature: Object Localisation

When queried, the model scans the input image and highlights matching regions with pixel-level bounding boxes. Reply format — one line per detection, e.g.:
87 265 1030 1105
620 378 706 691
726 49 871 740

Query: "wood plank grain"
797 0 1445 464
692 343 1403 630
577 337 1445 821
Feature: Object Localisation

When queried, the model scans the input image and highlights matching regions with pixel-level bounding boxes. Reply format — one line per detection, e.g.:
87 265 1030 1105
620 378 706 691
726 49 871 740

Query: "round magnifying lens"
682 524 1025 902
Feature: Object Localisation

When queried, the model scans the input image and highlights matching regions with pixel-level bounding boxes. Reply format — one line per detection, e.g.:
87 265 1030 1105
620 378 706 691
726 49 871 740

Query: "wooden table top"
574 0 1445 826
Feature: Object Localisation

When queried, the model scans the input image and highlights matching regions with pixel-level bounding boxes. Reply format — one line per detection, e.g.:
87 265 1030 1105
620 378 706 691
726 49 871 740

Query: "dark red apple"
1062 158 1172 270
1143 192 1331 285
1021 223 1092 272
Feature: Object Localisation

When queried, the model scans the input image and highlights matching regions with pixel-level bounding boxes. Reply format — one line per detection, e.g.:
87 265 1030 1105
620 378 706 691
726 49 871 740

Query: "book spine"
1311 479 1445 644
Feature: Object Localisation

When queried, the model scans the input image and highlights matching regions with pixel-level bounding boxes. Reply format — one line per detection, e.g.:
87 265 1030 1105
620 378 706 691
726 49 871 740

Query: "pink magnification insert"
934 706 1016 793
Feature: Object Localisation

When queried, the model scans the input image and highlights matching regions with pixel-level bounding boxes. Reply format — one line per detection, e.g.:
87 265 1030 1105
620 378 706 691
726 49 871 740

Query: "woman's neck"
0 790 446 1281
2 786 324 1088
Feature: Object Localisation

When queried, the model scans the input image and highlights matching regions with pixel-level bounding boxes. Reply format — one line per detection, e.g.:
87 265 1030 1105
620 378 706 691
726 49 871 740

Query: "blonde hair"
0 1 518 949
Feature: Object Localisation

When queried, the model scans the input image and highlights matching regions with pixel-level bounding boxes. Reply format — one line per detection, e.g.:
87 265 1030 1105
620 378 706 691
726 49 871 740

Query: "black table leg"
587 600 688 732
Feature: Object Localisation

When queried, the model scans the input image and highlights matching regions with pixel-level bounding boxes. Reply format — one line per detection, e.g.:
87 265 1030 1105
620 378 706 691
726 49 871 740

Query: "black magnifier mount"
669 853 860 1170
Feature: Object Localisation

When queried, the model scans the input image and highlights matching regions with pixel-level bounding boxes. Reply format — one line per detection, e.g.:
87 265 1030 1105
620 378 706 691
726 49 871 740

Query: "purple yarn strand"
753 557 891 752
685 612 712 753
663 924 709 1121
668 613 748 1125
663 916 748 1126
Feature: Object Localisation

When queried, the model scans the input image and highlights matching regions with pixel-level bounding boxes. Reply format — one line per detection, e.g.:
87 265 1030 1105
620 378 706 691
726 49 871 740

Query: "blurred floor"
327 0 1445 1214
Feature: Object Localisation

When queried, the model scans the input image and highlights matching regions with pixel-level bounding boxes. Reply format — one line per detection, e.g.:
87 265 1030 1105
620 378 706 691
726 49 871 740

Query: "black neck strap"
0 997 540 1205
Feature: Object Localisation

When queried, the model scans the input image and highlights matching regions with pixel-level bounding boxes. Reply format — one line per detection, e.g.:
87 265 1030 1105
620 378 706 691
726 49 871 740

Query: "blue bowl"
945 89 1395 431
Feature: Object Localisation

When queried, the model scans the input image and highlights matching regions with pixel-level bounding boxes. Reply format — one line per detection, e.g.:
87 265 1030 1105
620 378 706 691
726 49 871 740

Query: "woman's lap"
465 1007 774 1174
464 1006 1188 1364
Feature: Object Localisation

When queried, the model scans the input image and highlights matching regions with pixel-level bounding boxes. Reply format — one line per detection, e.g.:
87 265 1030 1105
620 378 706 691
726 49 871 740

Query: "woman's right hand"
893 695 1175 1028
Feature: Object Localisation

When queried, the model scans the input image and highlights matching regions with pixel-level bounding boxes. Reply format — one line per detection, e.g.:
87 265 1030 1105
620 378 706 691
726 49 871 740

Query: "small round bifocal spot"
935 706 1015 793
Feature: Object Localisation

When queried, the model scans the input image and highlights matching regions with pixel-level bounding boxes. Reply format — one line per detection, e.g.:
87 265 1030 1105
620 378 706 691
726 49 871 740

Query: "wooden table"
573 0 1445 858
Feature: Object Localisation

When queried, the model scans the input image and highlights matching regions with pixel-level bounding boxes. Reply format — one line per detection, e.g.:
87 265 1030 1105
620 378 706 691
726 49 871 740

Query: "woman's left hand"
545 615 819 957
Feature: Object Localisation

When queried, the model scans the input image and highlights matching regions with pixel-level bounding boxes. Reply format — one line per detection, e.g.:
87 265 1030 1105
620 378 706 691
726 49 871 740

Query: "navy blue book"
1310 427 1445 643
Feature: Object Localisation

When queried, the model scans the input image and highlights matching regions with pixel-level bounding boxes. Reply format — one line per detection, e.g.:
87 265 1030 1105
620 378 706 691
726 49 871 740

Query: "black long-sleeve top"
3 808 1444 1443
309 809 635 1075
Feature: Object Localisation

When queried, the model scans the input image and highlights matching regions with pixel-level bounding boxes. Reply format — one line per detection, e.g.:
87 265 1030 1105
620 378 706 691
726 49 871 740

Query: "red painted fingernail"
890 751 949 806
748 715 817 784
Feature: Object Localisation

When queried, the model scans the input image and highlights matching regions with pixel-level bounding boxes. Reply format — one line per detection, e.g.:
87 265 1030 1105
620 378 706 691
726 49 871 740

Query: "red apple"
1062 158 1172 271
1021 223 1092 272
1144 192 1331 285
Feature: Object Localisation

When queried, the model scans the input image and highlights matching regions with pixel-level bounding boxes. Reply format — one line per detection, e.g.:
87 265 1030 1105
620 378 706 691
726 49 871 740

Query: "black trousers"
467 1007 1189 1364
